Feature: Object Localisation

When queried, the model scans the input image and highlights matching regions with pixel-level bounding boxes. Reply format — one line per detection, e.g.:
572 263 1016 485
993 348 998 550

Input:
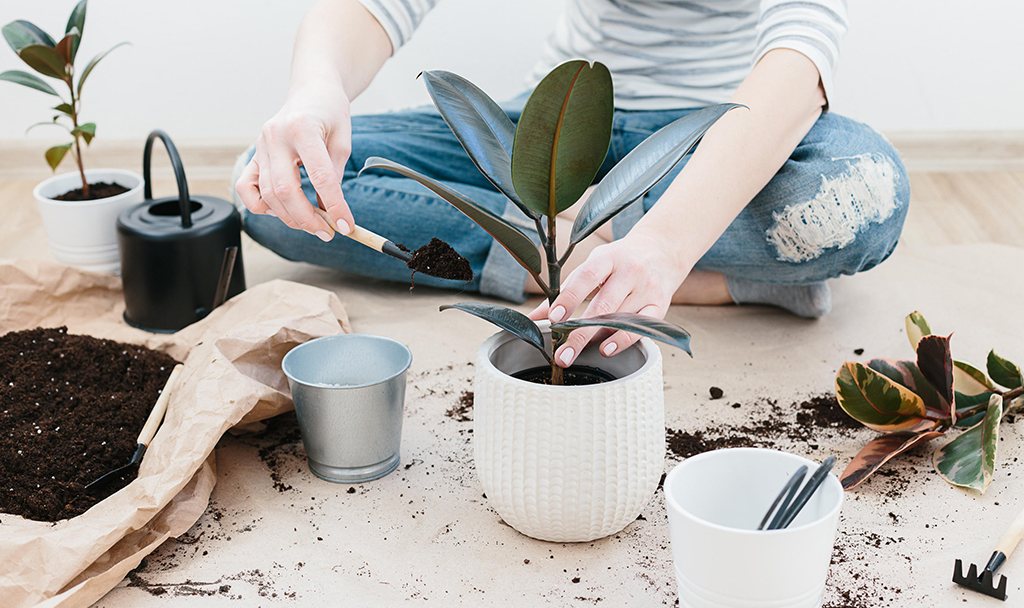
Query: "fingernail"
549 305 566 323
265 210 277 217
603 342 617 356
558 347 574 367
336 218 351 235
315 230 332 242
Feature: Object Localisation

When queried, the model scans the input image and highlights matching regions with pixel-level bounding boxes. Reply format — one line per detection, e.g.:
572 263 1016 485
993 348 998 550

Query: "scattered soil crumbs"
0 327 177 521
128 560 296 600
667 394 863 460
446 391 474 422
709 386 724 400
250 413 304 492
405 237 473 282
53 181 130 201
822 530 908 607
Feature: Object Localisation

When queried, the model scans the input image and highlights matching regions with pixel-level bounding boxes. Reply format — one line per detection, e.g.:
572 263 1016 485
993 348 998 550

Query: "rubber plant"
1 0 128 198
837 311 1024 492
360 60 740 384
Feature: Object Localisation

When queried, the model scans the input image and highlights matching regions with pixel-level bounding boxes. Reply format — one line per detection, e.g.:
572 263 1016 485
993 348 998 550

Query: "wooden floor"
0 141 1022 261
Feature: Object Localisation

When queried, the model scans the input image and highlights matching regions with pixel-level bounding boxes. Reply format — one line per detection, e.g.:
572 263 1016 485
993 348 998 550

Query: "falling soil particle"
446 391 474 422
0 327 177 521
404 237 473 281
709 386 724 400
53 181 130 201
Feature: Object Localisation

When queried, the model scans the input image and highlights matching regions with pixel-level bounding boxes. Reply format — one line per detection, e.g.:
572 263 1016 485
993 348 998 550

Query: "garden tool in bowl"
85 364 183 493
117 130 246 332
953 502 1024 600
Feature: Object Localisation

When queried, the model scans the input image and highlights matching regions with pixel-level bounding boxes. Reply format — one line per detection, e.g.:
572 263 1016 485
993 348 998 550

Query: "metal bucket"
282 334 412 483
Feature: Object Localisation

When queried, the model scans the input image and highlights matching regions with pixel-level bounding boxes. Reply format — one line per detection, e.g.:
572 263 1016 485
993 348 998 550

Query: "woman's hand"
528 227 691 367
234 79 355 241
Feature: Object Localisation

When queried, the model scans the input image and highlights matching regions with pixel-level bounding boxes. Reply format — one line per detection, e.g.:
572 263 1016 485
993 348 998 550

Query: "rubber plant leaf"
17 44 67 80
72 122 95 144
53 102 74 115
905 311 931 351
421 71 536 218
511 60 613 217
56 28 80 66
835 362 930 432
571 103 742 244
551 312 691 355
45 143 72 171
954 391 998 428
934 394 1002 492
953 360 996 395
840 430 944 490
867 358 944 417
440 302 547 359
916 334 955 421
66 1 87 38
77 41 129 96
360 157 542 275
2 20 56 52
987 350 1023 389
0 70 59 96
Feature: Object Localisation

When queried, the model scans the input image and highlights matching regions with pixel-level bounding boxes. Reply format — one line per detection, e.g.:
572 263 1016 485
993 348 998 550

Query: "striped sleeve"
355 0 439 53
754 0 848 108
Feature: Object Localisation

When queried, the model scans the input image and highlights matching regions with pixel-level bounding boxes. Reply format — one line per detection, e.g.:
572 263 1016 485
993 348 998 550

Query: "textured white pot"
33 169 144 274
474 321 664 542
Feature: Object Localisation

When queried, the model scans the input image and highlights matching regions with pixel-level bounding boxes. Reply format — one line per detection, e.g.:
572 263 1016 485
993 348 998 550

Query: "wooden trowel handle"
996 502 1024 558
138 364 183 447
310 206 412 262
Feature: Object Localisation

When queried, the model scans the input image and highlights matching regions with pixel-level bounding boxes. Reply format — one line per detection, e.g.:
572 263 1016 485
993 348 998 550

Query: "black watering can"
117 130 245 333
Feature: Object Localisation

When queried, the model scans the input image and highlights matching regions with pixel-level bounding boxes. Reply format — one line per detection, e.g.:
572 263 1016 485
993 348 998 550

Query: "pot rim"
33 168 144 207
282 333 413 390
477 319 660 389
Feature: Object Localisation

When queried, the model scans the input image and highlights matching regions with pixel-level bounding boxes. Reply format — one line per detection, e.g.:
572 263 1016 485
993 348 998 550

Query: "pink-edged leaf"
835 362 931 432
868 358 944 416
917 334 955 421
841 429 945 490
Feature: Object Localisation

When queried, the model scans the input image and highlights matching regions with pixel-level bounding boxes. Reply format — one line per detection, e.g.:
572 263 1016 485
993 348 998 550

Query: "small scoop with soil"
312 206 472 281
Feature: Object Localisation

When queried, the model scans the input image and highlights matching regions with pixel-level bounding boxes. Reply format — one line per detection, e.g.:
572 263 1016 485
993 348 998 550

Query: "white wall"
1 0 1021 145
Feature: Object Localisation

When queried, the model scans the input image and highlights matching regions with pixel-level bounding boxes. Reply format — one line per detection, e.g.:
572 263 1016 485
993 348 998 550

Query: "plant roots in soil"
53 181 130 201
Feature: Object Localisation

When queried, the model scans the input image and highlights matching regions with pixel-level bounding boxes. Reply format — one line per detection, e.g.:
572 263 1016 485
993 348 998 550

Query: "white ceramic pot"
474 321 664 542
33 169 144 273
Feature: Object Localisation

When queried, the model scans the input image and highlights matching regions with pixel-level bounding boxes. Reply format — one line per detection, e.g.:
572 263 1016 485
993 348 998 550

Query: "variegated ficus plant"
360 60 740 384
1 0 128 198
837 311 1024 492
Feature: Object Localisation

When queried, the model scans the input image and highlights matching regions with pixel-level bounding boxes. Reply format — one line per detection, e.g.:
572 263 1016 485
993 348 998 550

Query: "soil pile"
406 238 473 281
0 327 177 521
53 182 130 201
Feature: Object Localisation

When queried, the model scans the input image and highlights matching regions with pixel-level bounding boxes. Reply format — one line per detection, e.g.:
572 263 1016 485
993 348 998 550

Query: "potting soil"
405 237 474 282
53 182 130 202
0 326 178 521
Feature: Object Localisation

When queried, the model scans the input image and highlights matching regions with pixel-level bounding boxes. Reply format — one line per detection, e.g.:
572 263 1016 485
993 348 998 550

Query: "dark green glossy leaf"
867 358 944 416
841 430 944 490
421 70 533 218
571 103 741 244
0 70 60 96
954 391 997 428
551 312 692 355
18 44 67 80
511 60 613 217
73 122 95 144
835 362 929 432
2 20 56 52
66 1 87 37
987 350 1022 389
360 157 542 275
440 302 546 358
45 143 72 171
905 311 931 351
935 394 1002 492
77 41 129 96
917 334 955 418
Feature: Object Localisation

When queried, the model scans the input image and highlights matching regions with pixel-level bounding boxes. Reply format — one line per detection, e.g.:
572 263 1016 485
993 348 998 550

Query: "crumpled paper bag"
0 260 352 608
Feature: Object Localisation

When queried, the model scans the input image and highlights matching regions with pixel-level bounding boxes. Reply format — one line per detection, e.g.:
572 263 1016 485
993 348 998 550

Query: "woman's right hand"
234 79 355 241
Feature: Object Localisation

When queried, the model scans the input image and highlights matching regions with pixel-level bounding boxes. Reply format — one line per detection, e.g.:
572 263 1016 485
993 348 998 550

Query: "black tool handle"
143 130 192 228
760 465 807 531
774 456 836 529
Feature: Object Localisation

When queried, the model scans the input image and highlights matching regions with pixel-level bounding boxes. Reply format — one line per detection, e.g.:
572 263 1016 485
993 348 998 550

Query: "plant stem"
546 213 565 386
942 386 1024 425
67 79 88 198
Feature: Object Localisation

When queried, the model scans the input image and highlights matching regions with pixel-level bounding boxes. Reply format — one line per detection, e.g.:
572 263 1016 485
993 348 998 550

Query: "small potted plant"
2 0 138 273
363 61 738 541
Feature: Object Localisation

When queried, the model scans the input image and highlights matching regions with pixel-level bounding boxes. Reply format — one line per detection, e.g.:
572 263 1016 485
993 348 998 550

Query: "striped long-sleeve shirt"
356 0 847 110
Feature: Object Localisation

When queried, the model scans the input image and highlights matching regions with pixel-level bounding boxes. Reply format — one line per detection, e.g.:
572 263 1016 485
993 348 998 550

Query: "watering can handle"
143 130 192 228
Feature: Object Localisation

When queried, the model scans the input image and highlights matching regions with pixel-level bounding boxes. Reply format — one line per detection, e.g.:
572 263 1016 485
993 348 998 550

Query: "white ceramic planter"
474 321 664 542
33 169 144 274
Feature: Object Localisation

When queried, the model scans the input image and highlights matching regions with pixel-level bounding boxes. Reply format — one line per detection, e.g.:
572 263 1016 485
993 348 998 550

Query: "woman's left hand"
528 228 691 367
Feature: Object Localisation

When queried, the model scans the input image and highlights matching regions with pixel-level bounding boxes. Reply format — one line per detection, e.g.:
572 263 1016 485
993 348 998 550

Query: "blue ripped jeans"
239 95 909 303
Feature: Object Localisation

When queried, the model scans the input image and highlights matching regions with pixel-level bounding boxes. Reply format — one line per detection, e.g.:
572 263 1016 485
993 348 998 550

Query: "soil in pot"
397 237 473 281
511 365 615 386
0 327 178 521
53 181 130 202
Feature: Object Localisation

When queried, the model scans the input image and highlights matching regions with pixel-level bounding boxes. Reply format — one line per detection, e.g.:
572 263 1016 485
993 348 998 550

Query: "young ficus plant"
1 0 128 198
360 61 740 384
836 311 1024 492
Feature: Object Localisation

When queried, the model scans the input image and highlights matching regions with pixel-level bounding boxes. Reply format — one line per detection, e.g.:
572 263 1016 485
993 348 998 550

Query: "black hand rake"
953 503 1024 601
